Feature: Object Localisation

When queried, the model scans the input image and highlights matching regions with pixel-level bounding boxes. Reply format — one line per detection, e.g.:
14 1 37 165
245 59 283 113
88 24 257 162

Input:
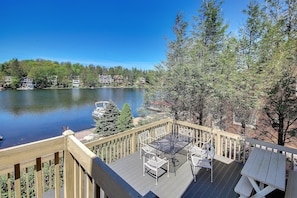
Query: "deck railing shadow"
0 118 296 197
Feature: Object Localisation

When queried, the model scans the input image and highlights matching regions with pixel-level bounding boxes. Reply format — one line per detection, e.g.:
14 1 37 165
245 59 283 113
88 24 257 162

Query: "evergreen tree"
259 0 297 145
264 68 297 146
117 103 134 132
189 0 228 125
95 100 120 136
229 0 265 134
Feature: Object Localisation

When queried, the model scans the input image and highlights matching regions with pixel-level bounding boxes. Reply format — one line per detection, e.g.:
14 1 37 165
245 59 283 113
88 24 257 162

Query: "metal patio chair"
143 149 169 185
190 143 215 183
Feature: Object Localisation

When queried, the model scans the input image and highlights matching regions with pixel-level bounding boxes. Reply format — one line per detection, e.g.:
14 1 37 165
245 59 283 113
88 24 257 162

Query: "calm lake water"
0 88 144 148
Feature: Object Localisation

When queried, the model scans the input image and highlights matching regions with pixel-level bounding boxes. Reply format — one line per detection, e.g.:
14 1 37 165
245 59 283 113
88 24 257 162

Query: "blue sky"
0 0 252 70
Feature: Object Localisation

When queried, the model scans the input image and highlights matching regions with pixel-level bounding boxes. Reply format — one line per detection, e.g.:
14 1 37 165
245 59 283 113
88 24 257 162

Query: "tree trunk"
278 116 285 146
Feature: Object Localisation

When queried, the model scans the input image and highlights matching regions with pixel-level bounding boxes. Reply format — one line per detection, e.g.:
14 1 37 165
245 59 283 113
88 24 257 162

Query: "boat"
92 101 110 120
0 135 3 141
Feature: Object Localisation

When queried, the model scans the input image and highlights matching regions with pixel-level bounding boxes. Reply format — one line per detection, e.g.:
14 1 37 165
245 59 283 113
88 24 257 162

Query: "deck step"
234 176 253 198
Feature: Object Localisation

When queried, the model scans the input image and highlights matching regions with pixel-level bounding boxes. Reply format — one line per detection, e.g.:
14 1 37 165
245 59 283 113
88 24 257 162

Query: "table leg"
248 177 276 198
251 185 275 198
169 154 180 176
248 178 261 192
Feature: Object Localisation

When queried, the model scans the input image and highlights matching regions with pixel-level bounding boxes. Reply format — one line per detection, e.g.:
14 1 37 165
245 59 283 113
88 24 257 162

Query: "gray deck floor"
109 151 241 198
43 150 285 198
109 151 285 198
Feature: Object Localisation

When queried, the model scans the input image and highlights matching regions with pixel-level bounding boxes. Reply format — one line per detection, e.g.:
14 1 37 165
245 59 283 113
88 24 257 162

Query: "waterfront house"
18 77 34 90
113 75 124 85
99 74 114 85
0 118 296 197
4 76 12 86
72 77 80 88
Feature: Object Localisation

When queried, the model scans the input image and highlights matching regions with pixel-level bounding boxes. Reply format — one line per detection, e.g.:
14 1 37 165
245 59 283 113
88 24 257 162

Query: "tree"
259 0 297 145
8 59 24 78
188 0 228 126
264 68 297 146
117 103 134 132
28 66 49 88
144 13 189 121
193 0 228 58
228 1 265 134
240 0 265 69
95 100 120 136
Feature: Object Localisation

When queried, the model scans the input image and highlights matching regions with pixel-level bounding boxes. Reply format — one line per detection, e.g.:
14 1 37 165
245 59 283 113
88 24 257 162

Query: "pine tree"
264 68 297 146
95 100 120 136
117 103 134 132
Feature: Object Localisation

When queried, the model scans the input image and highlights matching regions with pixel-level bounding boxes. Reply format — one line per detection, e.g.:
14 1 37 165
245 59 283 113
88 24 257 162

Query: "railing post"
63 130 75 198
216 129 221 156
167 120 172 134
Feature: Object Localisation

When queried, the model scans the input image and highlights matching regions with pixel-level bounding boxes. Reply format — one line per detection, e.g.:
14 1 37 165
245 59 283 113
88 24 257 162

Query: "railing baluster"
14 163 21 198
25 167 29 198
54 152 60 198
86 173 92 198
8 173 11 198
35 157 43 198
74 159 79 197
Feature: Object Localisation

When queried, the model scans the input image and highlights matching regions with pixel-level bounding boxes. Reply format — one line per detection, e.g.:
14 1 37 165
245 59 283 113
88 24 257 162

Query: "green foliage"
117 103 134 132
0 59 156 89
144 0 297 146
95 100 121 136
264 68 297 145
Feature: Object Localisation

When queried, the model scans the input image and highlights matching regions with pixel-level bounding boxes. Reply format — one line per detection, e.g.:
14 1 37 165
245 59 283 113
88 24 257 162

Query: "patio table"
241 147 286 197
149 133 193 175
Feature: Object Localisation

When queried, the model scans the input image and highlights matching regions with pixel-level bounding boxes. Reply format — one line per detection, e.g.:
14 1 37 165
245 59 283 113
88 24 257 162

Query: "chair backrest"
179 127 194 137
155 126 167 139
207 144 215 160
139 130 151 145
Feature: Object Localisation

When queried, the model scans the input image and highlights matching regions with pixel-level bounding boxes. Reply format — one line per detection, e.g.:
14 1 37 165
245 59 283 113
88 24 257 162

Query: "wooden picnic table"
241 147 286 197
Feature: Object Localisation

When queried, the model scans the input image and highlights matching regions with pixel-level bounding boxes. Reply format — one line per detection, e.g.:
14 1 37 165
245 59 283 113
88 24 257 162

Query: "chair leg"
193 166 197 182
155 169 158 185
140 149 142 159
211 169 213 183
143 157 145 176
167 161 170 177
211 163 213 183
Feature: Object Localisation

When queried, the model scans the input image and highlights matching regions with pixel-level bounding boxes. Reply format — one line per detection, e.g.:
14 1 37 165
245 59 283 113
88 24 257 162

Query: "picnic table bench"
285 170 297 198
234 175 253 198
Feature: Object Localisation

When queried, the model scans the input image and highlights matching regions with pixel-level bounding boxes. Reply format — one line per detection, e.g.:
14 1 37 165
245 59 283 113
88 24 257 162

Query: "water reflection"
1 88 144 115
0 88 144 148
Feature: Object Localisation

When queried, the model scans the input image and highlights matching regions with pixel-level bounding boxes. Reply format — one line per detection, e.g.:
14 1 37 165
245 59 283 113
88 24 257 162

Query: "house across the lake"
17 77 34 90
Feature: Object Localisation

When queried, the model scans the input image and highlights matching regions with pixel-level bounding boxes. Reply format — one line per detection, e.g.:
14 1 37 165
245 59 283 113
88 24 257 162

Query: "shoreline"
74 117 143 141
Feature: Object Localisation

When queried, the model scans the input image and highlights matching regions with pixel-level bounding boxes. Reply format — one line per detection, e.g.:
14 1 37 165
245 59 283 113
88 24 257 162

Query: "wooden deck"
109 151 285 198
43 150 285 198
109 150 240 198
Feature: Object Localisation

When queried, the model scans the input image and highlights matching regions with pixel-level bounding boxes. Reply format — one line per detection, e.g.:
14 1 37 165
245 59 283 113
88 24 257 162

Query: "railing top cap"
63 130 75 136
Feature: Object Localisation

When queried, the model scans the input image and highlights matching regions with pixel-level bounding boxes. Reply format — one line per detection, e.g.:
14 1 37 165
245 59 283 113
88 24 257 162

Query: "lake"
0 88 145 148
